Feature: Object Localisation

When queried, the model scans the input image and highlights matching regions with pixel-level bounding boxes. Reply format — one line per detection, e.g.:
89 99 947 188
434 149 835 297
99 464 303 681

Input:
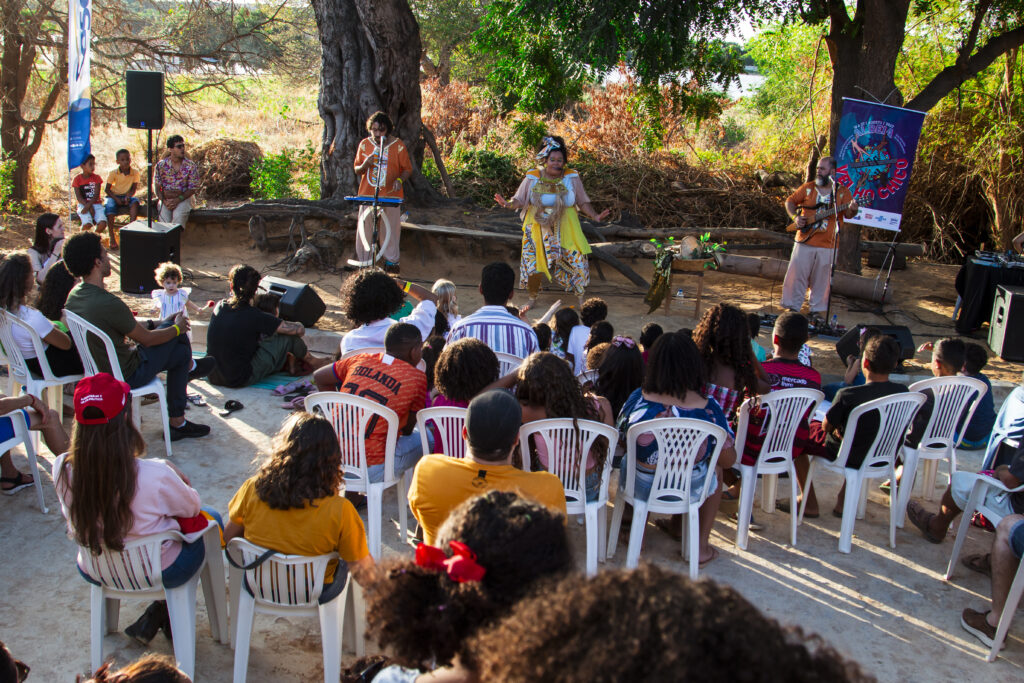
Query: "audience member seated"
567 297 607 375
207 265 324 387
585 320 614 358
807 336 908 517
53 374 219 645
0 252 82 376
339 269 437 355
103 149 141 224
823 327 880 401
0 638 29 682
63 233 214 441
27 213 65 284
447 262 539 357
639 322 662 365
595 336 643 420
693 303 768 421
409 390 566 545
72 155 110 242
420 334 446 391
908 442 1024 545
515 352 613 501
0 391 68 495
431 278 460 337
429 338 498 438
533 322 551 351
35 259 76 325
80 654 190 683
983 379 1024 470
748 311 769 362
367 490 571 678
224 412 376 602
960 514 1024 648
314 323 429 483
960 341 996 450
585 342 610 371
905 337 966 449
550 308 578 365
154 135 198 229
468 564 872 683
617 332 736 565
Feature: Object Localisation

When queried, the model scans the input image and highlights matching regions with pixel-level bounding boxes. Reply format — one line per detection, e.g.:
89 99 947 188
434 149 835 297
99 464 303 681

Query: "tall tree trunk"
311 0 441 204
823 0 910 274
987 48 1019 250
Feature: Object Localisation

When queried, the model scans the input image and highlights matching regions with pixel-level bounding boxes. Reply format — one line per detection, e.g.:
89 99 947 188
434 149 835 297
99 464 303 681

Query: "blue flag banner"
834 98 925 232
67 0 92 170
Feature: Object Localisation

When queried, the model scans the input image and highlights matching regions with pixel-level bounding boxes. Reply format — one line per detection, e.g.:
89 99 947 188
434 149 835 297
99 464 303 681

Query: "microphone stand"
368 134 383 270
823 175 841 334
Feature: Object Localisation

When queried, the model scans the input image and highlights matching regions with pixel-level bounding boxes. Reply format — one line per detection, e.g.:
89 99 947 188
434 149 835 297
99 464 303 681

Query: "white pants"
158 196 193 228
356 204 402 264
781 241 833 314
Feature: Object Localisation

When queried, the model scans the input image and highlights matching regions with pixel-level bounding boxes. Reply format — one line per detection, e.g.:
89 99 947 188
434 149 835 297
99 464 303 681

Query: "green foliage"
294 142 321 201
448 143 519 203
411 0 491 82
0 153 24 216
509 115 548 155
250 151 295 200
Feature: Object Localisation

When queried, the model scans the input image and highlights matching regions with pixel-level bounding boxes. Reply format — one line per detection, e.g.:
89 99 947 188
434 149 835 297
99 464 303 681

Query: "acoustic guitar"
785 196 866 243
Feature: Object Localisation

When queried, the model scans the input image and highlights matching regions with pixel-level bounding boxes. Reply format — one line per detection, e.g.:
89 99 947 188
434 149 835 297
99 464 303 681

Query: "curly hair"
81 653 190 682
365 491 571 669
35 260 76 320
253 412 343 509
435 338 499 403
340 268 404 325
579 297 607 327
585 342 610 370
61 231 104 278
469 564 874 683
643 332 704 401
0 252 33 311
597 339 643 418
154 261 183 285
692 303 758 395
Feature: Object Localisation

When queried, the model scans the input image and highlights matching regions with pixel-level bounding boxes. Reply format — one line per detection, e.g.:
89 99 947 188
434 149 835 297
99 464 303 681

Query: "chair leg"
343 578 366 657
736 466 756 550
888 466 898 549
988 563 1024 662
156 389 172 458
896 450 920 529
838 472 862 554
625 502 648 569
318 597 344 683
90 586 106 674
228 564 242 649
922 459 938 502
584 504 599 576
761 473 778 514
105 598 120 634
232 592 256 683
945 484 986 580
397 471 411 547
366 487 383 561
200 529 229 644
165 581 199 680
606 496 626 559
19 431 48 514
788 465 799 547
687 509 700 579
596 503 608 564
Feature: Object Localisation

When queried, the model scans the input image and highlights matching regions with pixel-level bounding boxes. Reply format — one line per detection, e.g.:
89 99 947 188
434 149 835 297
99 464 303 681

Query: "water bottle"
830 314 838 331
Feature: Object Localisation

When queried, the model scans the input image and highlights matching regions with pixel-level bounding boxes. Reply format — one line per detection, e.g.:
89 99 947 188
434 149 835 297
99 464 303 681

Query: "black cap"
465 389 522 454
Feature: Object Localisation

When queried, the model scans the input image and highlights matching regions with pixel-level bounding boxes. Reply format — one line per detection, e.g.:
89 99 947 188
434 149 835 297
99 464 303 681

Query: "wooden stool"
663 258 714 319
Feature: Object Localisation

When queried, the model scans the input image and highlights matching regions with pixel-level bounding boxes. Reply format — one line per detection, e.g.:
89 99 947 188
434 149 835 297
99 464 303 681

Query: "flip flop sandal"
907 502 944 544
219 399 244 418
280 395 305 411
273 378 313 396
186 393 206 406
698 546 720 569
962 553 993 577
1 471 33 496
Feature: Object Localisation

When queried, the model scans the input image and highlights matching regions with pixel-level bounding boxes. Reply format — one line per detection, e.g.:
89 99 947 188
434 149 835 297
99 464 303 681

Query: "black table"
955 256 1024 332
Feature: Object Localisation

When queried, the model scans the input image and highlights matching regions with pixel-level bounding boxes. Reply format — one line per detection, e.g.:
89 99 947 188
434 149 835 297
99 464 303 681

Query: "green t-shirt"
65 282 141 377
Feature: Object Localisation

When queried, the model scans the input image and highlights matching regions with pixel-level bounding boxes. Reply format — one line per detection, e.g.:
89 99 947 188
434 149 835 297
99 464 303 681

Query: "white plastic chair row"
417 406 467 460
519 418 618 576
0 407 47 513
495 351 524 378
0 310 83 425
575 369 599 386
227 538 366 683
64 309 173 456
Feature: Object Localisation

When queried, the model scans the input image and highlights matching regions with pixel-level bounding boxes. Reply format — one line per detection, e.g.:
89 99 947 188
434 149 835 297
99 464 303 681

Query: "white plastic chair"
733 388 824 550
0 310 84 424
64 309 173 456
519 418 618 576
606 418 727 579
799 392 926 554
77 525 228 680
305 391 406 559
0 407 47 513
416 406 467 459
896 376 987 525
339 346 386 361
945 473 1024 581
575 369 599 387
495 351 524 377
227 538 366 683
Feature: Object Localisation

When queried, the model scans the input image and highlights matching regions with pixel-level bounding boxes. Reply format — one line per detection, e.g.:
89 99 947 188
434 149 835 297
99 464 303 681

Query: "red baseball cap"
74 373 131 425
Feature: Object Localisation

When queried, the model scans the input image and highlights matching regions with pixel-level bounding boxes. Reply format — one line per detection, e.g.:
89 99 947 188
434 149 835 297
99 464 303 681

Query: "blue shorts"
1011 520 1024 560
0 410 29 443
104 196 141 216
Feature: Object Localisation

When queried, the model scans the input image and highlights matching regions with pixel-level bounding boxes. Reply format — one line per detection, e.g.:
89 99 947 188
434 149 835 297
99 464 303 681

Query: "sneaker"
384 261 401 274
961 608 1003 649
169 420 211 441
188 356 216 382
124 601 169 646
730 511 765 531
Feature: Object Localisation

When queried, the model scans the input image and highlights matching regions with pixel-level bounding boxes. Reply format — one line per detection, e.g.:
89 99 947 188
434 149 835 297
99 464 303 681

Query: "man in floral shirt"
154 135 199 228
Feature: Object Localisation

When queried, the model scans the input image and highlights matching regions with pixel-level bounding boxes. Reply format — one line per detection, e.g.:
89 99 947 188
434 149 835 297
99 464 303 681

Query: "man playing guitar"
781 156 859 322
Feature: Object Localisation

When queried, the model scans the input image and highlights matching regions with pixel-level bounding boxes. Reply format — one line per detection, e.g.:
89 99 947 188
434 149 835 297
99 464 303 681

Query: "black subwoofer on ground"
835 324 915 364
258 276 326 327
989 284 1024 362
119 221 182 294
125 70 165 130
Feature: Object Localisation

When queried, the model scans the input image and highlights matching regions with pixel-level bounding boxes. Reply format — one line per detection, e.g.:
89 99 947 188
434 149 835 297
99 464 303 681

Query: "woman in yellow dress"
495 136 609 309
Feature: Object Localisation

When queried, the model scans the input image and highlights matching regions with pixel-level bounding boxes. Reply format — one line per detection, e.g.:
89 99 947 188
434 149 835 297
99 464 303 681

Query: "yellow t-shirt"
106 167 141 195
408 454 568 546
228 477 369 583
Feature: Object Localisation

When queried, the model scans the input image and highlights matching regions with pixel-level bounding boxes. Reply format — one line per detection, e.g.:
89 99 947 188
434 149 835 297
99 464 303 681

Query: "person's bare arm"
126 313 190 347
482 371 519 393
843 355 860 384
276 320 305 337
312 363 338 392
394 277 438 304
350 554 379 588
74 185 88 205
126 181 138 198
578 201 610 222
42 327 73 351
995 464 1022 489
718 445 737 470
786 199 806 227
223 521 245 544
104 182 116 199
402 410 417 436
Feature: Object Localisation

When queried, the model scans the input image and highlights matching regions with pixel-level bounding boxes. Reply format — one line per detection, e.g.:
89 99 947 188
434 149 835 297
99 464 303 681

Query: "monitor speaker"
835 324 915 364
258 276 326 328
119 221 182 294
989 284 1024 362
126 70 165 130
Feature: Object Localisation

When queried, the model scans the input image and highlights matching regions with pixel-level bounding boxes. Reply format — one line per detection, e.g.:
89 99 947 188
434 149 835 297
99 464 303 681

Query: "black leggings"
26 344 83 377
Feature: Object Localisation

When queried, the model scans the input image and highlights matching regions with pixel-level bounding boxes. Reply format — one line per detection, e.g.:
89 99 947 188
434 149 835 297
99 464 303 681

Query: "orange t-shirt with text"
787 181 854 249
354 137 412 200
330 353 426 466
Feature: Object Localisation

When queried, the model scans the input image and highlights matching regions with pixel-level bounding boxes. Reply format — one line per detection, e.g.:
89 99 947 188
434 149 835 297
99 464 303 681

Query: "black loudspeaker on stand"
989 285 1024 361
258 276 326 328
126 71 165 129
120 222 182 294
835 324 915 364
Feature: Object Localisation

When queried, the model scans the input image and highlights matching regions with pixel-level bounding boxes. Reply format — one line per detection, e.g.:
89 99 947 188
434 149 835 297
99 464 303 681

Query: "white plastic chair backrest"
576 369 599 386
63 309 125 380
340 346 386 361
77 531 187 592
227 538 335 608
0 408 31 458
733 389 824 469
907 376 987 449
519 418 618 504
0 311 37 381
305 391 400 482
624 417 727 507
495 352 524 377
982 386 1024 469
832 392 926 471
416 406 467 459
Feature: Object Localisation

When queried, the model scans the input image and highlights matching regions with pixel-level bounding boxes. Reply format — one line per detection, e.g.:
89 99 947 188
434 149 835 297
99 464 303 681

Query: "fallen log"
714 253 893 303
861 240 926 257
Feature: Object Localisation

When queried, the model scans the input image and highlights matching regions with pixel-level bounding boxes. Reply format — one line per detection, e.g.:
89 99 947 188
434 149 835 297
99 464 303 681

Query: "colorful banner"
833 98 925 232
67 0 92 170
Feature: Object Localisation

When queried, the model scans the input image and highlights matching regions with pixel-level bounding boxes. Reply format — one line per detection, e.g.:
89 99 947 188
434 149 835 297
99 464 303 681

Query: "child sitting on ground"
72 155 109 243
151 262 206 320
104 149 141 229
959 341 996 449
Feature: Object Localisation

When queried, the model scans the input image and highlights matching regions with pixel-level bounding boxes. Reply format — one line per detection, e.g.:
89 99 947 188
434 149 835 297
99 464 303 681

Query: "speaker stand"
147 129 154 228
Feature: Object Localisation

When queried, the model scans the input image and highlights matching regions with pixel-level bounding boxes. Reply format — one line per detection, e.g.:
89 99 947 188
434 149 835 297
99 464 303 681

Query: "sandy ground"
1 217 1023 681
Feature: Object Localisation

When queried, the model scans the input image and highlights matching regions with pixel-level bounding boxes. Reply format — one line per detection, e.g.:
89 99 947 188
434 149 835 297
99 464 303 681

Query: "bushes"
248 142 320 200
0 153 24 216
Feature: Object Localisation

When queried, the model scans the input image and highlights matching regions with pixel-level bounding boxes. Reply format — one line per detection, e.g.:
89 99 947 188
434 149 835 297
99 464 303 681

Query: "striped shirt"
447 305 538 358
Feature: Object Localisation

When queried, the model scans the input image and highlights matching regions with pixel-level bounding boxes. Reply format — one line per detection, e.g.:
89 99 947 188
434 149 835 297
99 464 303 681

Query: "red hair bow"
415 540 486 583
